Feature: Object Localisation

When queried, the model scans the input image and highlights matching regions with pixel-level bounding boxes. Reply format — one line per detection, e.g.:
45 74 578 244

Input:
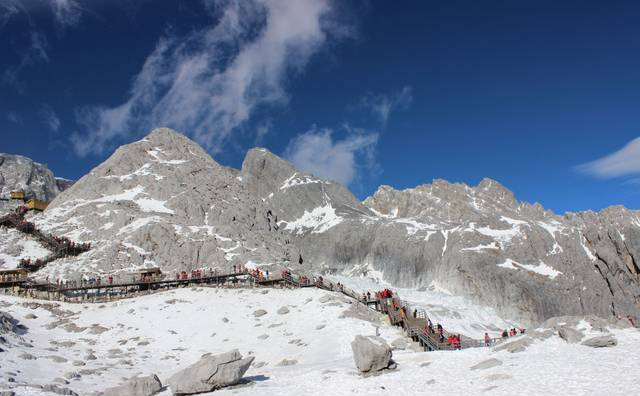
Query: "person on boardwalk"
484 332 491 346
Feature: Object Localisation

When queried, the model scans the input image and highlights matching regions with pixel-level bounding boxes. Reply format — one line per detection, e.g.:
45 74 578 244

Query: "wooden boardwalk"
0 268 500 352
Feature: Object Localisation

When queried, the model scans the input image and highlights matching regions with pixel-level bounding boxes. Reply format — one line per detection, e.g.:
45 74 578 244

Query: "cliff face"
242 148 640 326
0 154 73 202
4 128 638 326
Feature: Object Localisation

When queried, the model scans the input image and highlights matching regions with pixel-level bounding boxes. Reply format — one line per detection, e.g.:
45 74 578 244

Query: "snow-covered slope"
0 288 638 396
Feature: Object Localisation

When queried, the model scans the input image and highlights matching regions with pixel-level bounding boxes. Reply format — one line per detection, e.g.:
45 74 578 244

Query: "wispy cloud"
7 111 21 124
284 126 378 186
578 137 640 178
2 31 49 91
71 0 346 157
357 85 412 126
50 0 84 28
39 104 61 132
0 1 20 31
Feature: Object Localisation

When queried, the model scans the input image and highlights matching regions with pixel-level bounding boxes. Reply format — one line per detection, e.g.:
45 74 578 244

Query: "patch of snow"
280 173 329 190
147 148 189 165
282 204 343 235
461 242 500 252
135 198 174 214
581 235 598 262
117 216 162 235
497 259 563 279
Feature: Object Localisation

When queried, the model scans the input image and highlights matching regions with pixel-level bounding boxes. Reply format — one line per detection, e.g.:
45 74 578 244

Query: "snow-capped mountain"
2 128 639 326
239 140 640 326
31 128 300 280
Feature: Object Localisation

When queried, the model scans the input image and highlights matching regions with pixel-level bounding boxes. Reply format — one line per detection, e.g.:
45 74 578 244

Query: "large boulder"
581 335 617 348
350 335 393 373
167 350 254 395
558 327 584 344
103 374 162 396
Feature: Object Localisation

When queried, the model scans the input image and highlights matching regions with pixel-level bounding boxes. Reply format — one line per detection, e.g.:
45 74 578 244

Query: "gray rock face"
167 349 254 395
350 335 392 373
242 148 640 326
34 128 300 281
581 335 617 348
103 374 162 396
0 154 72 202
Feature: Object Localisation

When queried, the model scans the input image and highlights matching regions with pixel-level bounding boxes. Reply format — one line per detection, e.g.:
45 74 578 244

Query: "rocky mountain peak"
241 147 297 198
475 178 517 207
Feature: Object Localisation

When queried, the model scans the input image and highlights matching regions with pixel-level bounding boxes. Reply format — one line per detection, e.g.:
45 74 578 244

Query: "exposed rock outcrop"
0 154 72 202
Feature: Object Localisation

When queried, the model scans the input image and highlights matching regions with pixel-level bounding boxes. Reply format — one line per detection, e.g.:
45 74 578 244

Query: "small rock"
103 374 162 396
42 384 78 396
277 359 298 367
581 335 617 348
253 309 267 318
470 358 502 370
277 306 290 315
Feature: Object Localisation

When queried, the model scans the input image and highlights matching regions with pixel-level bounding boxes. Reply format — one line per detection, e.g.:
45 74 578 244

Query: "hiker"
266 270 269 280
367 291 371 301
413 308 417 318
484 332 491 346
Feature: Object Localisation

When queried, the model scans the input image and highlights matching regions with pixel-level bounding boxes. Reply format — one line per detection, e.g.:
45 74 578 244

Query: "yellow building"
10 191 24 200
26 199 48 211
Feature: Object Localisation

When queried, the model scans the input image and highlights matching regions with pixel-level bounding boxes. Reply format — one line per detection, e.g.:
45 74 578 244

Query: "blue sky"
1 0 639 213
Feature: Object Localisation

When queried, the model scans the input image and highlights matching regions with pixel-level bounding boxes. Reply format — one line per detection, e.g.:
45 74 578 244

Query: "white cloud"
7 111 21 124
578 137 640 178
39 104 61 132
358 85 412 126
71 0 344 157
50 0 83 28
284 126 378 186
2 31 49 90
